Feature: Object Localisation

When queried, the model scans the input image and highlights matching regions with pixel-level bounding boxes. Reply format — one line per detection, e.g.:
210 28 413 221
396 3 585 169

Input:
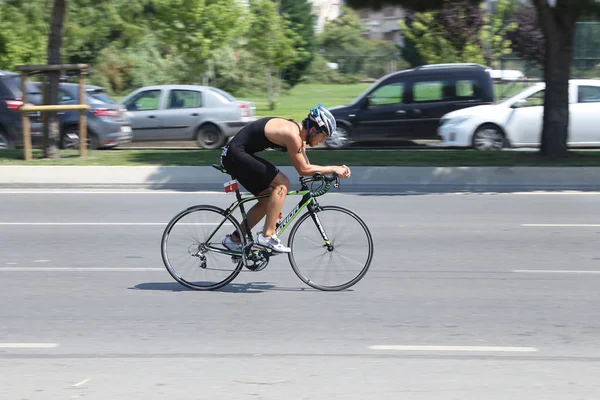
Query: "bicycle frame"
203 183 331 257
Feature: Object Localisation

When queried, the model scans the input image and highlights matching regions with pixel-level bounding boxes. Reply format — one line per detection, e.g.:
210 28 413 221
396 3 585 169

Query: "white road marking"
514 269 600 274
0 343 60 348
73 378 91 388
0 190 223 195
34 259 50 263
368 345 538 352
522 224 600 227
0 267 163 272
6 262 17 265
0 222 228 226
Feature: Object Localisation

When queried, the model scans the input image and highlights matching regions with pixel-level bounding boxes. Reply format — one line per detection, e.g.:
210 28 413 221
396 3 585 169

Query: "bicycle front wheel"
287 205 373 291
161 205 244 291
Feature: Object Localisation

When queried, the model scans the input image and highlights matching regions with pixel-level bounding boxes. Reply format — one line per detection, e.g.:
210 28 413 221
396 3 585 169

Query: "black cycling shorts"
221 147 279 196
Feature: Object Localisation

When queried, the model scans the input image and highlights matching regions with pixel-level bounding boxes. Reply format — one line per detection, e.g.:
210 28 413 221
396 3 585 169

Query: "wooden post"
20 73 32 161
79 72 87 157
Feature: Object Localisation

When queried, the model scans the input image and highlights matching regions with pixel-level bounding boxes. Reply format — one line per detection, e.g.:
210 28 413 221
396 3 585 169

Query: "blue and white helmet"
307 104 336 137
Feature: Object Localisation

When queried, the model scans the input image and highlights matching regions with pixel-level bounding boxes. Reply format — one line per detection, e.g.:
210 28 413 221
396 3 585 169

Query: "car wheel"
0 128 15 150
472 124 505 150
325 124 351 149
196 124 225 149
60 126 99 150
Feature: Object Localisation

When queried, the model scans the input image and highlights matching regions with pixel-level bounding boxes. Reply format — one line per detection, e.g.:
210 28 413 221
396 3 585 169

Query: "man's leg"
235 188 271 240
263 172 290 237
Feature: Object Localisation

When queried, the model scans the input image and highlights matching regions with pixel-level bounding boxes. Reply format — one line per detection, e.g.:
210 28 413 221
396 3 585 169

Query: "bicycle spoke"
288 206 373 291
161 206 243 290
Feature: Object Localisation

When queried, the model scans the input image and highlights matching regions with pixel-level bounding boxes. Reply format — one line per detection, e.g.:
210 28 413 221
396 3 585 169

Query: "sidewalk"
1 165 600 192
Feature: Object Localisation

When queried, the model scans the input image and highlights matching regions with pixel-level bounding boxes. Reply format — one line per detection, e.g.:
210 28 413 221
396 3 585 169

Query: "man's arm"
298 145 310 165
287 136 341 177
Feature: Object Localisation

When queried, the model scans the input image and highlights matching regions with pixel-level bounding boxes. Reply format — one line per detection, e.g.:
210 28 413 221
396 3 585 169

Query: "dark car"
325 63 495 149
0 70 43 149
45 83 132 149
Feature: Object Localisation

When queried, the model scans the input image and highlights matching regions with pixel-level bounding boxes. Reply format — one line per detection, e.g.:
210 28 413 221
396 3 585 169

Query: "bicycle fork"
308 202 334 252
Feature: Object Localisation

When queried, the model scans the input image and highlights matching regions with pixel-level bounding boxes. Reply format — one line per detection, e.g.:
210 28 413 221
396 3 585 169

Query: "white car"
438 79 600 150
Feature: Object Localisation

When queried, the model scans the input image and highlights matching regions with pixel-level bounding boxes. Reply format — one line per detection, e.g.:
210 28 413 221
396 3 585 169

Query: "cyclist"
220 104 351 253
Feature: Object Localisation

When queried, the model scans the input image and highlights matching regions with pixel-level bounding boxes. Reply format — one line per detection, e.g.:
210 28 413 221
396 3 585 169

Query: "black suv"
326 63 495 149
0 70 42 149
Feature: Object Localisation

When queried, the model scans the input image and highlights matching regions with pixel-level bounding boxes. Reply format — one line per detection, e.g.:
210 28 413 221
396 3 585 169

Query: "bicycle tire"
287 205 374 291
161 205 244 291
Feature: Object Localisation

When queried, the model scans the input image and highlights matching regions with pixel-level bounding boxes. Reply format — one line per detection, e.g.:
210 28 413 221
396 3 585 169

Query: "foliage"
246 0 299 107
152 0 246 77
279 0 318 87
506 4 545 67
0 0 49 69
90 35 188 95
320 6 385 75
399 0 516 66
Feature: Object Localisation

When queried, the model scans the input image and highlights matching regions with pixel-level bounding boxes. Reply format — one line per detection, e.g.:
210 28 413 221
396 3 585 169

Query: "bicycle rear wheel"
161 205 244 290
287 205 373 291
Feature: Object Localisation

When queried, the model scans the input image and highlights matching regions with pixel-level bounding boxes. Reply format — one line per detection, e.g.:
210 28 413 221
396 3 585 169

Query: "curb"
1 165 600 192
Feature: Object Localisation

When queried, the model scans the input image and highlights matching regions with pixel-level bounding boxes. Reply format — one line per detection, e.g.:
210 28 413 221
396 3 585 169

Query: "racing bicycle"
160 164 374 291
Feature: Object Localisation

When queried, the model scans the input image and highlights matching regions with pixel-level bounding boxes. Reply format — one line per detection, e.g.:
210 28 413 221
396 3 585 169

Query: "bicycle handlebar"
299 172 340 194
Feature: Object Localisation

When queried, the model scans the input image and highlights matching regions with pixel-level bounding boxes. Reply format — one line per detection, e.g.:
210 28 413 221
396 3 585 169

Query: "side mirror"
511 99 527 108
362 96 371 109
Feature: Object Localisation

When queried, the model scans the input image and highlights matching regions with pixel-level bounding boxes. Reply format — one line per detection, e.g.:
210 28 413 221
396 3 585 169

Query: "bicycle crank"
242 247 270 271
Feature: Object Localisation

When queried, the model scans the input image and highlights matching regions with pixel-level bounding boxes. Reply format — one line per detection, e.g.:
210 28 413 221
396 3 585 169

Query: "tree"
344 0 600 159
45 0 67 159
153 0 246 80
506 3 545 67
279 0 317 87
247 0 298 109
530 0 600 158
320 6 372 75
399 0 515 67
0 1 48 70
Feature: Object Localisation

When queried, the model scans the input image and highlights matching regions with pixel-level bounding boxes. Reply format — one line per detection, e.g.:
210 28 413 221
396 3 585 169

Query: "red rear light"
240 103 250 117
4 100 23 111
93 108 119 117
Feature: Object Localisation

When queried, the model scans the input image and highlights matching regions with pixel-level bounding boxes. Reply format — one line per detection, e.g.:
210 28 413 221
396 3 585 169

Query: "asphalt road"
1 188 600 399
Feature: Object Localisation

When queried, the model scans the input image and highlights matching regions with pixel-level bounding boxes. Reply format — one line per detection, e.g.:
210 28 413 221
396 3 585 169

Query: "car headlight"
441 116 471 126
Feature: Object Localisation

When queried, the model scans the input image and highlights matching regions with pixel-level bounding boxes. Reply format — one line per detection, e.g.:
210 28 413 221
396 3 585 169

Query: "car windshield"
348 75 389 106
87 90 116 104
498 84 544 105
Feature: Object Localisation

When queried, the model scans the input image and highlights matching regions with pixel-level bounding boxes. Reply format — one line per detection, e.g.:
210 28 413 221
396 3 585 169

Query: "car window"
456 79 483 100
578 86 600 103
59 89 75 102
369 82 404 106
124 90 161 111
0 75 41 98
523 90 545 107
413 81 445 103
167 90 202 109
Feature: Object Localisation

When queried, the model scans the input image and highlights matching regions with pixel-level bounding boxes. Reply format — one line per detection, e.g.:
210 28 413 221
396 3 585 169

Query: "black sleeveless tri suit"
220 117 291 195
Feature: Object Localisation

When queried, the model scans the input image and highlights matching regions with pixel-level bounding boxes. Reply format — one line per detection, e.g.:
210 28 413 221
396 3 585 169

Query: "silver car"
119 84 256 149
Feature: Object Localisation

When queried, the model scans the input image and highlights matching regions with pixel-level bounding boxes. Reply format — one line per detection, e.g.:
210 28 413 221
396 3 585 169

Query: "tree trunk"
533 0 579 159
266 59 274 110
45 0 67 159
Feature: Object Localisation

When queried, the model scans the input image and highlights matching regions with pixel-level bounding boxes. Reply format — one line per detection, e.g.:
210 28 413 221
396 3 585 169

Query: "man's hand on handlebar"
334 165 351 178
